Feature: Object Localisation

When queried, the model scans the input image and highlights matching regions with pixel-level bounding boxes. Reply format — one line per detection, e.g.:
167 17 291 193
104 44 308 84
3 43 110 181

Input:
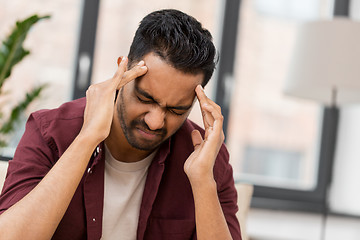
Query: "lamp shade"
284 18 360 106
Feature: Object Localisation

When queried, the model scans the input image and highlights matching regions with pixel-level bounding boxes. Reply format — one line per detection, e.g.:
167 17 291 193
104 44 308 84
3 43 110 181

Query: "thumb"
191 130 203 150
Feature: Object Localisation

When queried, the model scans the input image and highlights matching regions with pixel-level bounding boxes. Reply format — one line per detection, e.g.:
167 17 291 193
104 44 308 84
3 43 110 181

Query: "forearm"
0 134 98 240
191 180 233 240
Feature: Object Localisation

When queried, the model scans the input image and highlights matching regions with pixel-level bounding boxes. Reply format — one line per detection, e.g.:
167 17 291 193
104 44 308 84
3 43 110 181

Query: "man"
0 9 241 240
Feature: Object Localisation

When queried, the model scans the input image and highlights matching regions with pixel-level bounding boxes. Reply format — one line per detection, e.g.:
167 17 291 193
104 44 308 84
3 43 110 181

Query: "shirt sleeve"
216 144 242 240
0 113 56 214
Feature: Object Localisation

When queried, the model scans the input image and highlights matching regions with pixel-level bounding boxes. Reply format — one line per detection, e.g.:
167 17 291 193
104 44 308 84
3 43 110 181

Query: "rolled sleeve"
216 144 242 240
0 113 55 214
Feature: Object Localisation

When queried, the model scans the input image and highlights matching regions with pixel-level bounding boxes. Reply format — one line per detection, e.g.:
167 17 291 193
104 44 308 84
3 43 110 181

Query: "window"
0 0 82 157
232 0 332 189
216 0 335 211
227 0 328 190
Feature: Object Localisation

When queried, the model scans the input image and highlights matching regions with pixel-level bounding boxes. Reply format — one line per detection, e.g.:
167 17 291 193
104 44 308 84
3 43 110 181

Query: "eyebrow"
135 84 193 111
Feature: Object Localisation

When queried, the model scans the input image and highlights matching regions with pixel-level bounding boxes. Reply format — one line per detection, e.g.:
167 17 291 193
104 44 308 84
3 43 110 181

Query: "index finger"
113 56 128 80
195 85 213 128
118 60 148 89
195 85 207 104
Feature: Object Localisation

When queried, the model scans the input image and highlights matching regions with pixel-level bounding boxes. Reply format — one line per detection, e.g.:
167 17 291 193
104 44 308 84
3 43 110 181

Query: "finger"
191 130 203 150
117 56 122 66
195 85 222 114
112 56 128 86
195 85 210 106
195 85 213 128
196 85 223 123
202 103 225 143
118 60 148 89
202 104 223 129
202 103 222 122
201 104 214 129
196 85 219 129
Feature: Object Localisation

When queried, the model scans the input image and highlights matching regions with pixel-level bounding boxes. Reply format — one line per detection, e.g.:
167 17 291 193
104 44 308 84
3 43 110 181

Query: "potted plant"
0 14 50 158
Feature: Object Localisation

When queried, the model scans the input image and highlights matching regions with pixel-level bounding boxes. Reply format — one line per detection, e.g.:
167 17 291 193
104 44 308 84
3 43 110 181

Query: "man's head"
115 9 216 152
128 9 217 87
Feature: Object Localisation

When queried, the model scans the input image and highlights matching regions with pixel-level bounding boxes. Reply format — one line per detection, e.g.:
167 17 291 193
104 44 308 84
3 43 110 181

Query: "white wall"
330 105 360 215
247 208 360 240
329 0 360 216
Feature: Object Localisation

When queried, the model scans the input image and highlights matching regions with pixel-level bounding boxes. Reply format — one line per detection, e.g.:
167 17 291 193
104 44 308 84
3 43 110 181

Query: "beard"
117 88 168 151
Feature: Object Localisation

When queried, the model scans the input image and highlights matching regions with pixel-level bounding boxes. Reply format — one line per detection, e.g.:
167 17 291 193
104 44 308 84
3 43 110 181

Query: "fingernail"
117 57 122 66
137 60 144 66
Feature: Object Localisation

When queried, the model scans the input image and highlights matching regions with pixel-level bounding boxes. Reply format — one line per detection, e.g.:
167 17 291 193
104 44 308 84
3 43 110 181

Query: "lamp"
284 18 360 240
285 18 360 106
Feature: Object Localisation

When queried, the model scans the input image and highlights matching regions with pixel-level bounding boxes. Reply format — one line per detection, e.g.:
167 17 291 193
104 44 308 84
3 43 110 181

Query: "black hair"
128 9 217 87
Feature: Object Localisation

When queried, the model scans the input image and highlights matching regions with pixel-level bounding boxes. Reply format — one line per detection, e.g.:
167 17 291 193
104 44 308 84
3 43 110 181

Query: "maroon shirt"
0 98 241 240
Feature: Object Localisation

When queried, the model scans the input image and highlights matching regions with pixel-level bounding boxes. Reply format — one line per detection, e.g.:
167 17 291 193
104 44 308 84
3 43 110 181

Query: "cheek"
165 114 188 134
121 87 148 118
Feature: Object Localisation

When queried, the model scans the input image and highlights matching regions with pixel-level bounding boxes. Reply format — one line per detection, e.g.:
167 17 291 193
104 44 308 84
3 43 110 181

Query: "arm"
0 57 147 240
184 85 235 240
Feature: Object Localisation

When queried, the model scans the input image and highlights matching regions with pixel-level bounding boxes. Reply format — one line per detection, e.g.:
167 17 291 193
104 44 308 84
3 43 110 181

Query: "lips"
136 127 162 140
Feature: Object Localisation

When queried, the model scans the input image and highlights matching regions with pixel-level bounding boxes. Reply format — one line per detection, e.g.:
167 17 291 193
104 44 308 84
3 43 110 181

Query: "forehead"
134 53 203 105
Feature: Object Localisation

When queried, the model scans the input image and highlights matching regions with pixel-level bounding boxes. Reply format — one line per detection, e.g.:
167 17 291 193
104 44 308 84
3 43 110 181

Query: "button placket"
93 145 101 158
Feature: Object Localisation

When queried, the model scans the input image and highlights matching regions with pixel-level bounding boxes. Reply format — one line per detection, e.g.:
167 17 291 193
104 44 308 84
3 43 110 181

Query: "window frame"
72 0 101 100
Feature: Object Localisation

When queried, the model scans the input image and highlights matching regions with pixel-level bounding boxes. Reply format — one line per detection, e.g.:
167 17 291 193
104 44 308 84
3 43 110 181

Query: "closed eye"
168 109 186 116
137 96 154 104
138 95 186 116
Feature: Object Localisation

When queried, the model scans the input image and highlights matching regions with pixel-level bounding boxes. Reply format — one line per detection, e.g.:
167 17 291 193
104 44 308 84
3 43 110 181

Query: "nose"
144 106 166 131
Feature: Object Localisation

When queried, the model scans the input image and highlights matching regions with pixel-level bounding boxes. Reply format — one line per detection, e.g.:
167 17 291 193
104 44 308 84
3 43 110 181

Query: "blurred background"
1 0 360 239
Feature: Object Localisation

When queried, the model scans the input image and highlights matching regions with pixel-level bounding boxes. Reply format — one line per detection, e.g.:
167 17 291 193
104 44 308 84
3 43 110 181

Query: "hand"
79 56 147 143
184 85 225 187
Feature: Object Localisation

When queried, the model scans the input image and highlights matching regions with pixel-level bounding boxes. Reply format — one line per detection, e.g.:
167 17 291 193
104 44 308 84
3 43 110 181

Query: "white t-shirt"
101 145 155 240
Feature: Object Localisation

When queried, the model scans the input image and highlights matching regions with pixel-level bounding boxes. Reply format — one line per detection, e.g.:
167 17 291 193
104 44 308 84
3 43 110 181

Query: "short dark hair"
128 9 217 87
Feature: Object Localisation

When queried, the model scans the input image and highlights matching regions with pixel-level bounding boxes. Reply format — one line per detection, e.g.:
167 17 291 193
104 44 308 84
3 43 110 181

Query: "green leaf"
0 15 50 91
0 139 7 148
0 84 47 135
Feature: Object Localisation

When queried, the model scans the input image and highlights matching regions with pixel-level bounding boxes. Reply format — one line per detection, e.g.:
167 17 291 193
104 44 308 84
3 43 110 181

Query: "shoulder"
27 98 86 153
32 97 86 124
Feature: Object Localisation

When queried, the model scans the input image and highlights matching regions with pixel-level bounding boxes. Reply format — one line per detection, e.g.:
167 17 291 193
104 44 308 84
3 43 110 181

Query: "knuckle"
205 103 214 111
87 85 95 92
221 132 225 142
122 72 129 79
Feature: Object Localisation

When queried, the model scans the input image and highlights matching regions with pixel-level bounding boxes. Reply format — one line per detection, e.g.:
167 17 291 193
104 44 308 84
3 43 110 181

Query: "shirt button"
93 146 100 157
87 167 92 174
93 218 96 222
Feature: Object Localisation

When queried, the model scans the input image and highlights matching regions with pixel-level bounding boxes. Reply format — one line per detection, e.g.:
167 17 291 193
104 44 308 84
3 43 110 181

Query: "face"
115 52 203 151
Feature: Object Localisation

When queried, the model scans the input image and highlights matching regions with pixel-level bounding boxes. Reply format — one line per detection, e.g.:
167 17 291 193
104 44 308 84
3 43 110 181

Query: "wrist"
189 175 217 192
76 131 101 150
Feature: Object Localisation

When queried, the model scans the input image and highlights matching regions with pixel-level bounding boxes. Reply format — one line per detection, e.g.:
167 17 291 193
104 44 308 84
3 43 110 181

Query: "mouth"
136 127 162 140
